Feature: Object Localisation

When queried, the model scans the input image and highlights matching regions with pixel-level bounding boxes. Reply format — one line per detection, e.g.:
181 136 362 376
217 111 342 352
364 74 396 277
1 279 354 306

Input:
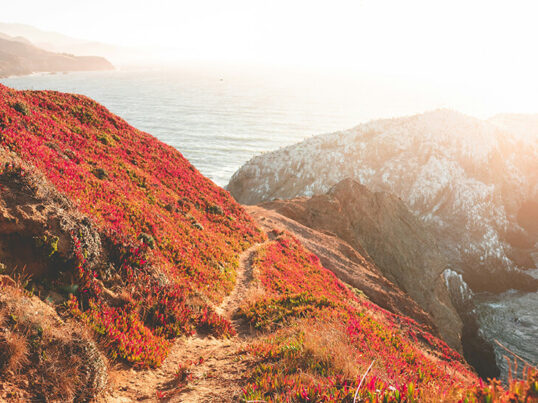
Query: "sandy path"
102 241 267 402
215 242 263 333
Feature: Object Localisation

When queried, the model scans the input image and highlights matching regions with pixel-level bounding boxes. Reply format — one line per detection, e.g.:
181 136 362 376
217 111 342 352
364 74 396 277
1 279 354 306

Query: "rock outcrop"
228 110 538 294
0 149 102 280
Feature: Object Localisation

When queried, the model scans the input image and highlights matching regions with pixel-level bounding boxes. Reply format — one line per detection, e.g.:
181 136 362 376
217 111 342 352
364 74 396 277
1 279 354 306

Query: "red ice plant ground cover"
240 232 538 402
0 84 263 366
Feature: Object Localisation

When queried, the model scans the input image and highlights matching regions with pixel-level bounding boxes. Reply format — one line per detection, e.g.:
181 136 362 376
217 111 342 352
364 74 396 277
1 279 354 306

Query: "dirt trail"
215 242 262 331
102 241 268 403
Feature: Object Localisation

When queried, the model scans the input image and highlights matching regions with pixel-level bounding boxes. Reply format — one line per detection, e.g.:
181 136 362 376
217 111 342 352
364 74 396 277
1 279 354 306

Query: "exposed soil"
0 152 103 281
215 243 263 322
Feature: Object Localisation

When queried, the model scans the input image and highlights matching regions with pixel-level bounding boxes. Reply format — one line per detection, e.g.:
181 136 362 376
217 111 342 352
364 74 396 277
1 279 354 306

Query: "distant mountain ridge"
0 32 32 45
0 31 113 77
228 109 538 294
0 22 151 66
0 22 116 57
0 22 84 49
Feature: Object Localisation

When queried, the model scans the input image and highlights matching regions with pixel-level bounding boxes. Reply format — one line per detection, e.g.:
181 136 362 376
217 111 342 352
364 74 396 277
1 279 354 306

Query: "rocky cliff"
228 110 538 294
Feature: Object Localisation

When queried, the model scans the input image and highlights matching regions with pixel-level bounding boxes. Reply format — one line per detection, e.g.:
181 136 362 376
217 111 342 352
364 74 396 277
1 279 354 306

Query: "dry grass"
0 331 29 374
0 281 107 402
0 306 6 327
34 339 85 401
241 285 266 310
300 318 362 381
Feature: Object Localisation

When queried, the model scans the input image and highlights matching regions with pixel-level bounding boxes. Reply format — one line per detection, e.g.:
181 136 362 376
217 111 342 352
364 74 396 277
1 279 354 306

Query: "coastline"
0 70 65 79
4 70 537 383
0 66 115 80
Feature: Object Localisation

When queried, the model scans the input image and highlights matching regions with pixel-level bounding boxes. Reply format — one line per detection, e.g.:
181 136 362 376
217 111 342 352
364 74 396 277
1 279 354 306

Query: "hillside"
257 179 462 351
0 85 536 401
246 204 437 332
228 110 538 295
0 34 113 78
0 22 151 66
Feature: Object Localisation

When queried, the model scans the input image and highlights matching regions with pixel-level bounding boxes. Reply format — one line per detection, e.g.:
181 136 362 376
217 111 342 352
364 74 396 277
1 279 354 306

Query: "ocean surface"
474 269 538 380
1 67 400 187
2 68 536 379
1 66 480 187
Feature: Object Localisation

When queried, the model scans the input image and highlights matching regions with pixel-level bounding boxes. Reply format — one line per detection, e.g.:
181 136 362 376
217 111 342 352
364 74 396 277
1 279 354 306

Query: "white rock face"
228 110 538 292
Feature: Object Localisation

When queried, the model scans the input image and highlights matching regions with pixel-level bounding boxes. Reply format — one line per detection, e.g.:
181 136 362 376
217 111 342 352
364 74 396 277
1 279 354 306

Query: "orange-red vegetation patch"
241 232 537 402
0 84 263 366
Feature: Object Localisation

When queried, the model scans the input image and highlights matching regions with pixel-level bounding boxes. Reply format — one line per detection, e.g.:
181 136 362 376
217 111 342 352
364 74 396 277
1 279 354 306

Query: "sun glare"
3 0 538 116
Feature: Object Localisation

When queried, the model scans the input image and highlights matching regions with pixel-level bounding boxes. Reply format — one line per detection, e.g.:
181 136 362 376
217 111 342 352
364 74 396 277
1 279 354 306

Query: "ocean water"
1 66 475 187
474 270 538 380
2 67 536 379
1 67 396 187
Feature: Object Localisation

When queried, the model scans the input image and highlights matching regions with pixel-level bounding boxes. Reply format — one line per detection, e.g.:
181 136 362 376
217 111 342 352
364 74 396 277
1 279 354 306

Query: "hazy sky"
2 1 535 69
3 0 538 113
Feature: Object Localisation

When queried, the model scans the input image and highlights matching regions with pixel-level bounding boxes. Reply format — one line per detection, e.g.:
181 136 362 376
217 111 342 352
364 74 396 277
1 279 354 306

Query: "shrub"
207 204 224 215
91 167 108 179
0 283 107 401
241 293 335 331
0 331 29 373
12 102 29 116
